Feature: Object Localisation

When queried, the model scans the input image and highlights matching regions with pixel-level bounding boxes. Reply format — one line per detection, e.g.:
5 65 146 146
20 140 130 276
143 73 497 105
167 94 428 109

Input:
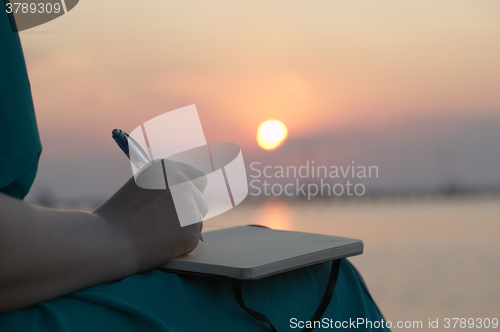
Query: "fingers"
190 176 208 195
163 159 208 193
132 159 209 227
190 182 209 218
174 161 208 193
168 181 208 227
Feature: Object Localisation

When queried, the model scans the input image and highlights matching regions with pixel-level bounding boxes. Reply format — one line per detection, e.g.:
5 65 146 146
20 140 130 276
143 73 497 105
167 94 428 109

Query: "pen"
112 129 204 241
112 129 150 170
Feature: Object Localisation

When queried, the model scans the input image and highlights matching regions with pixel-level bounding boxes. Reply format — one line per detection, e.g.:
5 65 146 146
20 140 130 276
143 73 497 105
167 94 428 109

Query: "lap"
0 259 388 331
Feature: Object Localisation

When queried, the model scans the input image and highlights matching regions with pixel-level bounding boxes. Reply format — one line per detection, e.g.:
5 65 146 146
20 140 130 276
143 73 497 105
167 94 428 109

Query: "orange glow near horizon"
257 120 288 150
257 201 292 231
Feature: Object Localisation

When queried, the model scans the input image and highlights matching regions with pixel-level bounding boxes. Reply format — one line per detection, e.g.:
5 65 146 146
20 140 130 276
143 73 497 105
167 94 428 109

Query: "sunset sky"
17 0 500 202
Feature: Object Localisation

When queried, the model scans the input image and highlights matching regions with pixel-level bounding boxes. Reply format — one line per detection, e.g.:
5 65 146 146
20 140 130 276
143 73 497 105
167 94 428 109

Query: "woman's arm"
0 162 207 312
0 193 138 312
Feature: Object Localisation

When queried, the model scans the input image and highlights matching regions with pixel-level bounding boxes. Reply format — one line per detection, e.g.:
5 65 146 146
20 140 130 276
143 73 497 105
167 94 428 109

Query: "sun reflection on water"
256 200 292 230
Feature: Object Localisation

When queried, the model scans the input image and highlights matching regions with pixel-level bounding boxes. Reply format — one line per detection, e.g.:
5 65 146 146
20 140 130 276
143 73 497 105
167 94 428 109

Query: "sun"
257 120 288 150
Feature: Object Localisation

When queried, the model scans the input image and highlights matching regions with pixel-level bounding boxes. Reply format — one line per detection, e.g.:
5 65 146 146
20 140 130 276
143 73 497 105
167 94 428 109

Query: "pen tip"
112 129 121 137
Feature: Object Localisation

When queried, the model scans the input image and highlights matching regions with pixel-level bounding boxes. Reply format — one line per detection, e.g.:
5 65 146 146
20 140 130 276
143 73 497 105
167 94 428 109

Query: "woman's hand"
94 160 209 274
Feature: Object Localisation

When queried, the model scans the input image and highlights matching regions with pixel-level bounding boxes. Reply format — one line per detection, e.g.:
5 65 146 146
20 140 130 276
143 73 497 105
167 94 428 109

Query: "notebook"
158 226 363 280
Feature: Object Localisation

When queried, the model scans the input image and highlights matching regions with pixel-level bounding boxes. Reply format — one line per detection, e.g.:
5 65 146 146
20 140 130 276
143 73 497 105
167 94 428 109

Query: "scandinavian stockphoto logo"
127 105 248 227
4 0 79 32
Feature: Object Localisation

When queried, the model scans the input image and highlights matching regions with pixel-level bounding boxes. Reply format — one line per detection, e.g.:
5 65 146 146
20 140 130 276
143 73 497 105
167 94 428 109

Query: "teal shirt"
0 10 389 332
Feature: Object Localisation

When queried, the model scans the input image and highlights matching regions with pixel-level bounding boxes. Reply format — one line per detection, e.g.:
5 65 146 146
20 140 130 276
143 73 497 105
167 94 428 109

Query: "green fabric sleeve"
0 9 42 199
